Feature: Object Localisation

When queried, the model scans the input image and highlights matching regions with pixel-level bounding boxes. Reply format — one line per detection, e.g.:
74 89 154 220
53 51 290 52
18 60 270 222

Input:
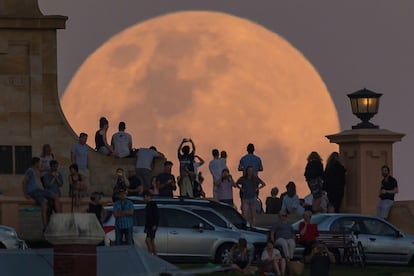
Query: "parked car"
126 196 269 234
0 225 27 249
171 204 267 261
103 204 252 264
292 213 414 265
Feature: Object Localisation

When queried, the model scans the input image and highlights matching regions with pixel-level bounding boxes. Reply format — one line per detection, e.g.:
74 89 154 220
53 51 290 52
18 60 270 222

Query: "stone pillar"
326 128 404 215
44 213 105 276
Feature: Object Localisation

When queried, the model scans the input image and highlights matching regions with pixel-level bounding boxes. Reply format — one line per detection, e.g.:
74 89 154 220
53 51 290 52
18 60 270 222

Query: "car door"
162 208 217 257
359 217 409 264
132 208 168 254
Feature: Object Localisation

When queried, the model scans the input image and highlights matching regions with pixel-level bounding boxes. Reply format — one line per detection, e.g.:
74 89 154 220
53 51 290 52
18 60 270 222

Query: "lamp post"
347 88 382 129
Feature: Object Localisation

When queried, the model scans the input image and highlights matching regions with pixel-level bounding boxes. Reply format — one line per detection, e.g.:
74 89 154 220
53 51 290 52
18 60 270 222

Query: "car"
177 205 267 261
291 213 414 265
0 225 27 249
126 196 269 235
103 204 252 264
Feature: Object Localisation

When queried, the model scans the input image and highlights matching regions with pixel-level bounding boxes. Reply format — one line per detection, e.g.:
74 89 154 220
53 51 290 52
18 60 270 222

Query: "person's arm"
299 221 307 237
257 177 266 190
189 139 195 155
177 139 185 156
195 155 204 166
22 174 30 199
102 129 113 153
70 149 76 164
258 158 263 172
238 159 244 172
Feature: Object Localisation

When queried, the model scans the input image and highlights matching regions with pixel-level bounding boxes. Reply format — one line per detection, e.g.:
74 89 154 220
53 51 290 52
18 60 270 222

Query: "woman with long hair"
216 168 237 206
39 144 55 185
304 151 324 213
236 166 266 227
95 117 113 155
324 152 346 213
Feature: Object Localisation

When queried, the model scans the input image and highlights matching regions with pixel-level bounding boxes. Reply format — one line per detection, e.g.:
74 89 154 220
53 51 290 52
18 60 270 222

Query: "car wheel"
215 243 234 264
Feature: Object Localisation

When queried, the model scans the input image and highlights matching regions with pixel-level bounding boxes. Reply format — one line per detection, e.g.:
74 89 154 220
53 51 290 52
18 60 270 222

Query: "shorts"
28 189 52 206
146 228 157 239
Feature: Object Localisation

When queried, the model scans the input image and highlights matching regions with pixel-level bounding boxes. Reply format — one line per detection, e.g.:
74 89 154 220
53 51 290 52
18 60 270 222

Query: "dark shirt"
265 197 282 214
95 130 105 150
178 152 195 173
128 175 142 196
324 161 346 192
305 160 324 181
157 172 176 197
380 176 398 200
88 203 103 224
145 201 159 230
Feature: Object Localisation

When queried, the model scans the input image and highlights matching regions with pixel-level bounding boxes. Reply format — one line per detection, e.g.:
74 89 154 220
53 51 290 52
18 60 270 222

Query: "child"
87 192 106 225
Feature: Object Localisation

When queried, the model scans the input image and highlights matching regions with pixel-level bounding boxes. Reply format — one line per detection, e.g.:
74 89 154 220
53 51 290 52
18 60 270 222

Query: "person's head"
116 168 124 177
237 238 247 249
79 132 88 145
99 117 109 129
118 188 127 200
182 145 190 154
49 160 59 171
90 192 103 203
118 121 126 131
164 161 173 172
220 150 227 159
221 168 230 178
265 240 274 250
279 210 288 220
149 146 157 151
69 163 79 174
41 144 52 157
212 149 219 158
142 190 152 202
286 181 296 197
307 151 322 162
243 166 254 178
31 157 41 169
381 165 390 177
327 151 339 165
303 210 312 222
270 187 279 197
247 143 255 154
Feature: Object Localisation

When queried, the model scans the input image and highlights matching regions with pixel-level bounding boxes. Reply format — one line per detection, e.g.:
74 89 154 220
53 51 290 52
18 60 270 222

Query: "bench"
294 230 351 262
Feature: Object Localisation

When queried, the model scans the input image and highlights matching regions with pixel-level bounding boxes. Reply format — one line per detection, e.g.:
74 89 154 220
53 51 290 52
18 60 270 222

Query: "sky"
38 0 414 200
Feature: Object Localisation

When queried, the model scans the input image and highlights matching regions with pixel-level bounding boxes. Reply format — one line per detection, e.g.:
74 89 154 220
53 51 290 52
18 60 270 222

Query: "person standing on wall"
324 152 346 213
376 165 398 220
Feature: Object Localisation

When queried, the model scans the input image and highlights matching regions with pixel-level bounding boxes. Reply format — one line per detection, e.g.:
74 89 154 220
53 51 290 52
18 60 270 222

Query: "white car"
0 225 27 249
103 204 253 264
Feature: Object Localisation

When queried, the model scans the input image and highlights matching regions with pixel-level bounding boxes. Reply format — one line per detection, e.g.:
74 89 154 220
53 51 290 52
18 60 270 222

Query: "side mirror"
395 231 402 238
196 222 204 233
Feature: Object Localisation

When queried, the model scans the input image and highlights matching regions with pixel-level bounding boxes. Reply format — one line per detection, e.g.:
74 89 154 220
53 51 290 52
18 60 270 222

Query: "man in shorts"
143 190 159 255
22 157 60 230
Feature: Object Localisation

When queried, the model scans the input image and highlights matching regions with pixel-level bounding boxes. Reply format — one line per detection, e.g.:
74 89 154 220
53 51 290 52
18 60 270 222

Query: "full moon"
61 11 339 203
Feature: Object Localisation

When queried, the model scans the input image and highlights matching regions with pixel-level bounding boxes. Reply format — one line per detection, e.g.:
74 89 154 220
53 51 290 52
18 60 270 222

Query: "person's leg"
241 200 250 220
249 199 256 227
382 199 394 220
273 259 281 275
115 227 123 245
125 227 133 245
279 258 286 276
40 201 49 229
275 238 289 260
287 239 296 259
312 197 322 213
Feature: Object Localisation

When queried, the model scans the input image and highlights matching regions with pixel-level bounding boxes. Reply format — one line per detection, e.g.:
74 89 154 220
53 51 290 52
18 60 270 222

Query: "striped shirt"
113 199 134 229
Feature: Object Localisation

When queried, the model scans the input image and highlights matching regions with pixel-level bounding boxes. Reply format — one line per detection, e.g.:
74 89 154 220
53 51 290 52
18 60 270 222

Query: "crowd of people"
21 116 399 266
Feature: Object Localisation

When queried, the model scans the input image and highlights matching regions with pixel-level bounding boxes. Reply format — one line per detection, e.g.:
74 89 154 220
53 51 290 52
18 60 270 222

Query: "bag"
287 260 304 275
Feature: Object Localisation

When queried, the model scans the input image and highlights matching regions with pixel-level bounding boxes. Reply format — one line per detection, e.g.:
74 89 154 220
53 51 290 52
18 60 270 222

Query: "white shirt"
111 131 132 158
209 158 227 183
135 148 160 169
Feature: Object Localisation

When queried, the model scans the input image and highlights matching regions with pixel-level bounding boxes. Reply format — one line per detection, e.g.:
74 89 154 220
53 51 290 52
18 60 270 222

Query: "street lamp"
347 88 382 129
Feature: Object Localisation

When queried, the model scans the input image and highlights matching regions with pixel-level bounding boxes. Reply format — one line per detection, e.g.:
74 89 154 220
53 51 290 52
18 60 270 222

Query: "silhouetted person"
324 152 346 213
376 165 398 220
265 187 282 214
